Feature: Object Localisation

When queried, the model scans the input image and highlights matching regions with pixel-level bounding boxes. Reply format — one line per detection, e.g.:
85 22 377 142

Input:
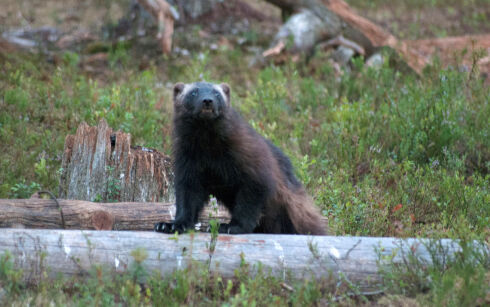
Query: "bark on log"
0 228 482 291
0 199 230 231
59 120 174 203
265 0 428 74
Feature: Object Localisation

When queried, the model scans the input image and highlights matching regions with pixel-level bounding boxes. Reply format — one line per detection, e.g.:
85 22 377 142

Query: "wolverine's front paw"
154 222 173 233
154 222 188 233
217 223 246 234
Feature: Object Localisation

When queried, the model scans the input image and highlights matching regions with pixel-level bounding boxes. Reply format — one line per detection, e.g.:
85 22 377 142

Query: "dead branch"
137 0 178 54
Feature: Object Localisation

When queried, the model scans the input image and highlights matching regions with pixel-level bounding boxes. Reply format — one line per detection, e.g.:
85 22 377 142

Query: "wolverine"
154 82 326 235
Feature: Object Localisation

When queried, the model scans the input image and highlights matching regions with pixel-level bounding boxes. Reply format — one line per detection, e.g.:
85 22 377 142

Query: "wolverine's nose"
202 98 213 107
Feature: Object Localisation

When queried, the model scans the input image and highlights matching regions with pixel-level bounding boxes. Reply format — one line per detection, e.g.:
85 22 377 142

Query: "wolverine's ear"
173 82 185 101
220 83 231 106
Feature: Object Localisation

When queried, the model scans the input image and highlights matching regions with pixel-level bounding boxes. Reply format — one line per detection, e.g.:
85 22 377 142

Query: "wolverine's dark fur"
154 82 326 235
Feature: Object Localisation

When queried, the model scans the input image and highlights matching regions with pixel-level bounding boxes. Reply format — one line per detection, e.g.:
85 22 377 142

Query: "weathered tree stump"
59 120 174 203
0 199 230 230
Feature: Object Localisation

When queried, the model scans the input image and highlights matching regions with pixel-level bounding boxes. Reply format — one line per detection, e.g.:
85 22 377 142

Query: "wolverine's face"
173 82 230 120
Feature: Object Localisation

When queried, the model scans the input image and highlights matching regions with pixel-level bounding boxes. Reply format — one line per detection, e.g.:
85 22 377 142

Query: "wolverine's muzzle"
198 96 218 118
202 97 213 110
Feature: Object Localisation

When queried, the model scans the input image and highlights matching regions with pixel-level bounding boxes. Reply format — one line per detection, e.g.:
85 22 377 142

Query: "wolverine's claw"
154 222 168 232
155 222 189 234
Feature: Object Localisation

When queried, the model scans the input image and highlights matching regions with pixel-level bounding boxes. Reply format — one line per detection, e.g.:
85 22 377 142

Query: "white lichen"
329 247 341 259
64 245 71 257
273 240 287 279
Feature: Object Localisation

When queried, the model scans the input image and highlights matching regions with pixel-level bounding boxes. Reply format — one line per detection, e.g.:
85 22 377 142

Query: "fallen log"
0 228 482 291
404 34 490 80
0 199 230 230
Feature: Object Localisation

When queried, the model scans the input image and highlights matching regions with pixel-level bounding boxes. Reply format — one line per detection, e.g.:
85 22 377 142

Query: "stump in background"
59 119 174 203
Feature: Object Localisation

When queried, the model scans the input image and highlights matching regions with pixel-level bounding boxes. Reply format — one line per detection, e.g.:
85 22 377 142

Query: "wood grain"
59 119 174 203
0 228 476 291
0 199 230 230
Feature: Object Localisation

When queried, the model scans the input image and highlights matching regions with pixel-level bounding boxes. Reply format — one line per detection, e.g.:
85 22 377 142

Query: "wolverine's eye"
191 89 198 97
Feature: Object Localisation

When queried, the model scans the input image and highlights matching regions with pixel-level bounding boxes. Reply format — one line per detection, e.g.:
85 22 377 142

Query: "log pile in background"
264 0 428 74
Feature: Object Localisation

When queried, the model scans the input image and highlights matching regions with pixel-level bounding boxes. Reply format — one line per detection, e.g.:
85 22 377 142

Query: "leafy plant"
377 238 489 306
9 180 41 199
0 252 24 298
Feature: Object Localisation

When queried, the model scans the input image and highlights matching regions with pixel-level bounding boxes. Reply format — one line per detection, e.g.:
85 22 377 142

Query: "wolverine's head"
173 82 231 120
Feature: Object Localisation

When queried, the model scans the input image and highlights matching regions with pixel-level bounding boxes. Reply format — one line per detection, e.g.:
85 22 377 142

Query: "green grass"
378 237 489 306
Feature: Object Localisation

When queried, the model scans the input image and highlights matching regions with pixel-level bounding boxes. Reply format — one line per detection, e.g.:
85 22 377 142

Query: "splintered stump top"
58 120 174 203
